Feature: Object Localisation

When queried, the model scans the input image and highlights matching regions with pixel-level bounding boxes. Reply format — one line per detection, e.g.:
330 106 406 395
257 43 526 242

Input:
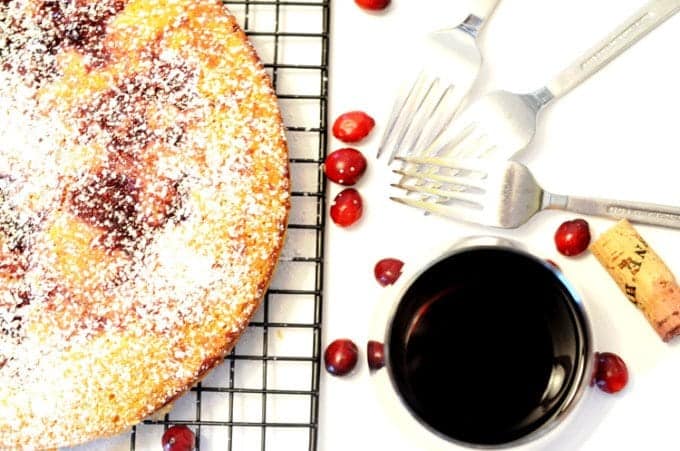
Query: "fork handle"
544 0 680 100
545 193 680 229
469 0 502 24
458 0 502 37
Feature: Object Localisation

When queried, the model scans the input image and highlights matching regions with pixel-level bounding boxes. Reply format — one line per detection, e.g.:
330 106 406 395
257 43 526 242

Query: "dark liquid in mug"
387 247 588 446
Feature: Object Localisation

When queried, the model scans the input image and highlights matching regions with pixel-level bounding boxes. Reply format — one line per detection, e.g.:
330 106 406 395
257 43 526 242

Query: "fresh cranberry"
374 258 404 286
324 148 368 186
554 219 591 256
325 338 359 376
355 0 391 10
330 188 363 227
592 352 629 394
162 425 195 451
332 111 375 143
367 340 385 370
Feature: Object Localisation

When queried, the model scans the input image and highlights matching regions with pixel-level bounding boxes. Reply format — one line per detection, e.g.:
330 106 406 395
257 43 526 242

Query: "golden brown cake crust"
0 0 290 448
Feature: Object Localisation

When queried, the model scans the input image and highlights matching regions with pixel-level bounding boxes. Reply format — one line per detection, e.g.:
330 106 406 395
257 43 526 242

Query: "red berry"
324 148 367 186
374 258 404 286
162 425 195 451
367 340 385 370
554 218 591 256
330 188 363 227
325 339 359 376
592 352 629 394
332 111 375 143
355 0 391 10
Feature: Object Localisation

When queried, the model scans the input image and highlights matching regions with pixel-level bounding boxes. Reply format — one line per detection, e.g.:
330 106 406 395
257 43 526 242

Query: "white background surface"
321 0 680 450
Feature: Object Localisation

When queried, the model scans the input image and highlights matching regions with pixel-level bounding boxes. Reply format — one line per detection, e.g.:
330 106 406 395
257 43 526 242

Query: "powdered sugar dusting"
0 0 290 448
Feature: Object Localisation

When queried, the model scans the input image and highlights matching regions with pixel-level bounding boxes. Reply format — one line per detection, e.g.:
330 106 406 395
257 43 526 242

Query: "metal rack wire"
122 1 330 450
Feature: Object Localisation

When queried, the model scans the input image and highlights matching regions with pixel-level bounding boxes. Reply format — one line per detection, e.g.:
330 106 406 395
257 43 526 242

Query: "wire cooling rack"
73 1 329 450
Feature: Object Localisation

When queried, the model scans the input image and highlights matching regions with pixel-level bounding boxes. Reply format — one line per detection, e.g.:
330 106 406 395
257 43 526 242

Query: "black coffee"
387 247 589 446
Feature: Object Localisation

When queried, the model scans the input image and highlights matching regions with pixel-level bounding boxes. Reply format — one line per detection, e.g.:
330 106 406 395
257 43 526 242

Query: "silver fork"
419 0 680 162
376 0 502 163
391 156 680 229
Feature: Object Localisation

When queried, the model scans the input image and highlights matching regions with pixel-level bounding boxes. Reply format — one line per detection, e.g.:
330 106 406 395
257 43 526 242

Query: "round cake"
0 0 290 448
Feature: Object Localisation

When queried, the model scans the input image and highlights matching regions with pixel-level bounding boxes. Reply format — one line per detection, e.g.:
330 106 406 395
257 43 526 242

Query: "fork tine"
390 196 488 225
452 133 488 159
394 155 492 174
410 87 461 152
385 78 457 163
391 181 483 206
387 81 457 164
394 122 479 189
446 132 501 161
392 168 487 190
385 77 441 161
377 71 430 159
442 126 490 160
423 120 479 159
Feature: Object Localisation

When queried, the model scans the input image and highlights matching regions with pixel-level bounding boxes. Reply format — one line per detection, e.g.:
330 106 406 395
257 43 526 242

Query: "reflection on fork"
391 156 680 230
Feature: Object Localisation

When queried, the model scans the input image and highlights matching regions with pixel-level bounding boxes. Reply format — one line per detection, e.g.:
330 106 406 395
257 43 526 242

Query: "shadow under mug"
383 237 593 449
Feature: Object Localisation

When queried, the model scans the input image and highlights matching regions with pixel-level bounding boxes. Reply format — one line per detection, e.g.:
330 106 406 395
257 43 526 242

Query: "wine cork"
590 219 680 342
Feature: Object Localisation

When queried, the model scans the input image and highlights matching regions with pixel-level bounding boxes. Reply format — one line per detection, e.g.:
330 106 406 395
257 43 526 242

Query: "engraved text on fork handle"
546 194 680 229
545 0 680 100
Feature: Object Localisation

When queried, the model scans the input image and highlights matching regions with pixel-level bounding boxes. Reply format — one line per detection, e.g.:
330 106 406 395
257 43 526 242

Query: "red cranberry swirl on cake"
0 0 290 448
